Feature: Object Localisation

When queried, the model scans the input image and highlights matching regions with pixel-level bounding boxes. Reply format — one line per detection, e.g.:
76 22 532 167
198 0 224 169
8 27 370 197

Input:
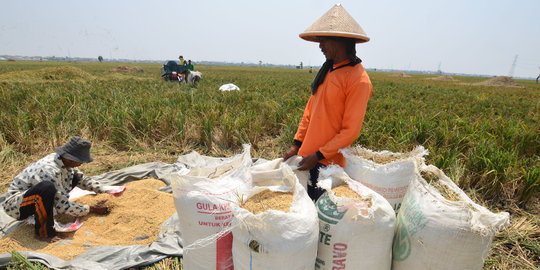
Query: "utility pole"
508 55 518 78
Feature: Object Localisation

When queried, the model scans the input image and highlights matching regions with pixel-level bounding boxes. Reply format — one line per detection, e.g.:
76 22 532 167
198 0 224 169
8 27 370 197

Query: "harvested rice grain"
351 148 408 164
242 190 293 214
332 185 361 199
365 154 402 164
0 178 175 260
331 185 373 207
422 171 460 201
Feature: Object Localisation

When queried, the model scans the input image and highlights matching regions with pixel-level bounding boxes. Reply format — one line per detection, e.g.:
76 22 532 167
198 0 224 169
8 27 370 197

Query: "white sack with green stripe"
315 166 395 270
392 164 510 270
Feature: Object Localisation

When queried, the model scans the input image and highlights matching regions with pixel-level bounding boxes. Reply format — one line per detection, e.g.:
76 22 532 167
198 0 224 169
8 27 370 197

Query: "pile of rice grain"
332 185 373 207
332 185 362 199
351 148 409 164
422 171 460 201
0 178 175 260
242 190 293 214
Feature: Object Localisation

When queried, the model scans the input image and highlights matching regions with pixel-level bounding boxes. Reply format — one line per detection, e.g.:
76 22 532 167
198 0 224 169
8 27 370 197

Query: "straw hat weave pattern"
299 3 370 43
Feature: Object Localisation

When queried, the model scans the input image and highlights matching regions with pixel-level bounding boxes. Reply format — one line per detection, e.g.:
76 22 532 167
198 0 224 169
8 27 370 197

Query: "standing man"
187 60 194 71
179 55 185 66
2 136 114 242
283 4 372 200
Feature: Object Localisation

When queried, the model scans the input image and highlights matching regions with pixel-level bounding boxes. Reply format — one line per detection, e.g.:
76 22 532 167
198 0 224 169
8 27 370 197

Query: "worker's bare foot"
37 235 64 243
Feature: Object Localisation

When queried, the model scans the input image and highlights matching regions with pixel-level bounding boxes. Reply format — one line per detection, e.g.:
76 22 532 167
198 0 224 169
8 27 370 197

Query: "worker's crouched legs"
19 181 57 238
308 163 326 201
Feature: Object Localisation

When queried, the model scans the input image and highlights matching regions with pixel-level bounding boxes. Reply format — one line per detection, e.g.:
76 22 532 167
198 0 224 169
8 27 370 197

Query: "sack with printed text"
315 166 395 270
232 162 318 270
340 145 427 212
392 164 510 270
171 145 252 270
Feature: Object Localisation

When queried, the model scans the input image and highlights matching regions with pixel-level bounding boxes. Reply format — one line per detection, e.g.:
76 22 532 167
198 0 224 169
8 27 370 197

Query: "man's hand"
282 145 300 161
89 199 109 215
298 153 319 171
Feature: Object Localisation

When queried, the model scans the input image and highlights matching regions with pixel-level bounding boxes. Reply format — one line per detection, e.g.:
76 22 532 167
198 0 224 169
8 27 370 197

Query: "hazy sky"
2 0 539 78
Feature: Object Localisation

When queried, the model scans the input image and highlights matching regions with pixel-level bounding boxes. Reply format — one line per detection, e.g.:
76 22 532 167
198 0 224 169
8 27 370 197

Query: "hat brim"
299 31 370 43
55 147 93 163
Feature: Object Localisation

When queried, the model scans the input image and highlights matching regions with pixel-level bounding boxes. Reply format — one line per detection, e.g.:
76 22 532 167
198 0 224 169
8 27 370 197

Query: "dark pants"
308 163 327 201
19 181 57 238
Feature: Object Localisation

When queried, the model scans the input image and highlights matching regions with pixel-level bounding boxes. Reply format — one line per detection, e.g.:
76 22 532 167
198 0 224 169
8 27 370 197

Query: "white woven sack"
284 155 310 190
392 164 510 270
232 164 318 270
315 166 395 270
175 144 251 178
250 156 309 190
340 145 428 211
171 145 252 270
219 83 240 91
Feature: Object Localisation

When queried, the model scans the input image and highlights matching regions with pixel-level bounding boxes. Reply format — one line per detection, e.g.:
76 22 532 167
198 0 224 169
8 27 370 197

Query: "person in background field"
187 60 194 71
1 136 124 242
282 4 373 201
179 55 185 66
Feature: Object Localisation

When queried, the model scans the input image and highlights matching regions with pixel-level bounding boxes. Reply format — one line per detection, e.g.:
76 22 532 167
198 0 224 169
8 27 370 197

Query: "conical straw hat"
299 3 370 43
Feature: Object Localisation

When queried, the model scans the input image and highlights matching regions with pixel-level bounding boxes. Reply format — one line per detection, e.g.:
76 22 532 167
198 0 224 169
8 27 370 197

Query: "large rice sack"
392 164 510 270
232 163 318 270
340 145 428 211
315 166 395 270
171 145 252 270
175 144 251 177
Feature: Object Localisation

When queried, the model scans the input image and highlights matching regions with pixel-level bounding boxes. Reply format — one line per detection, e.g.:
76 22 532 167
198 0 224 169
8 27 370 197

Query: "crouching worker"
2 136 116 243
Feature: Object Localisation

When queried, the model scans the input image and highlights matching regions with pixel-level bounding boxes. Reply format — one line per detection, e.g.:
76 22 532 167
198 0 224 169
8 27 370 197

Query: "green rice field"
0 61 538 269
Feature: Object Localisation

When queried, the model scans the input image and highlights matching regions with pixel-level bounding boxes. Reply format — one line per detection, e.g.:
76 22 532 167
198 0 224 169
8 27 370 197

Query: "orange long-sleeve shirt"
294 59 372 167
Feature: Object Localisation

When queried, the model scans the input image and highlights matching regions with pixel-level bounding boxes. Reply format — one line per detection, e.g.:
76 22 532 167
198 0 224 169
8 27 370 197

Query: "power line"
508 54 518 78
